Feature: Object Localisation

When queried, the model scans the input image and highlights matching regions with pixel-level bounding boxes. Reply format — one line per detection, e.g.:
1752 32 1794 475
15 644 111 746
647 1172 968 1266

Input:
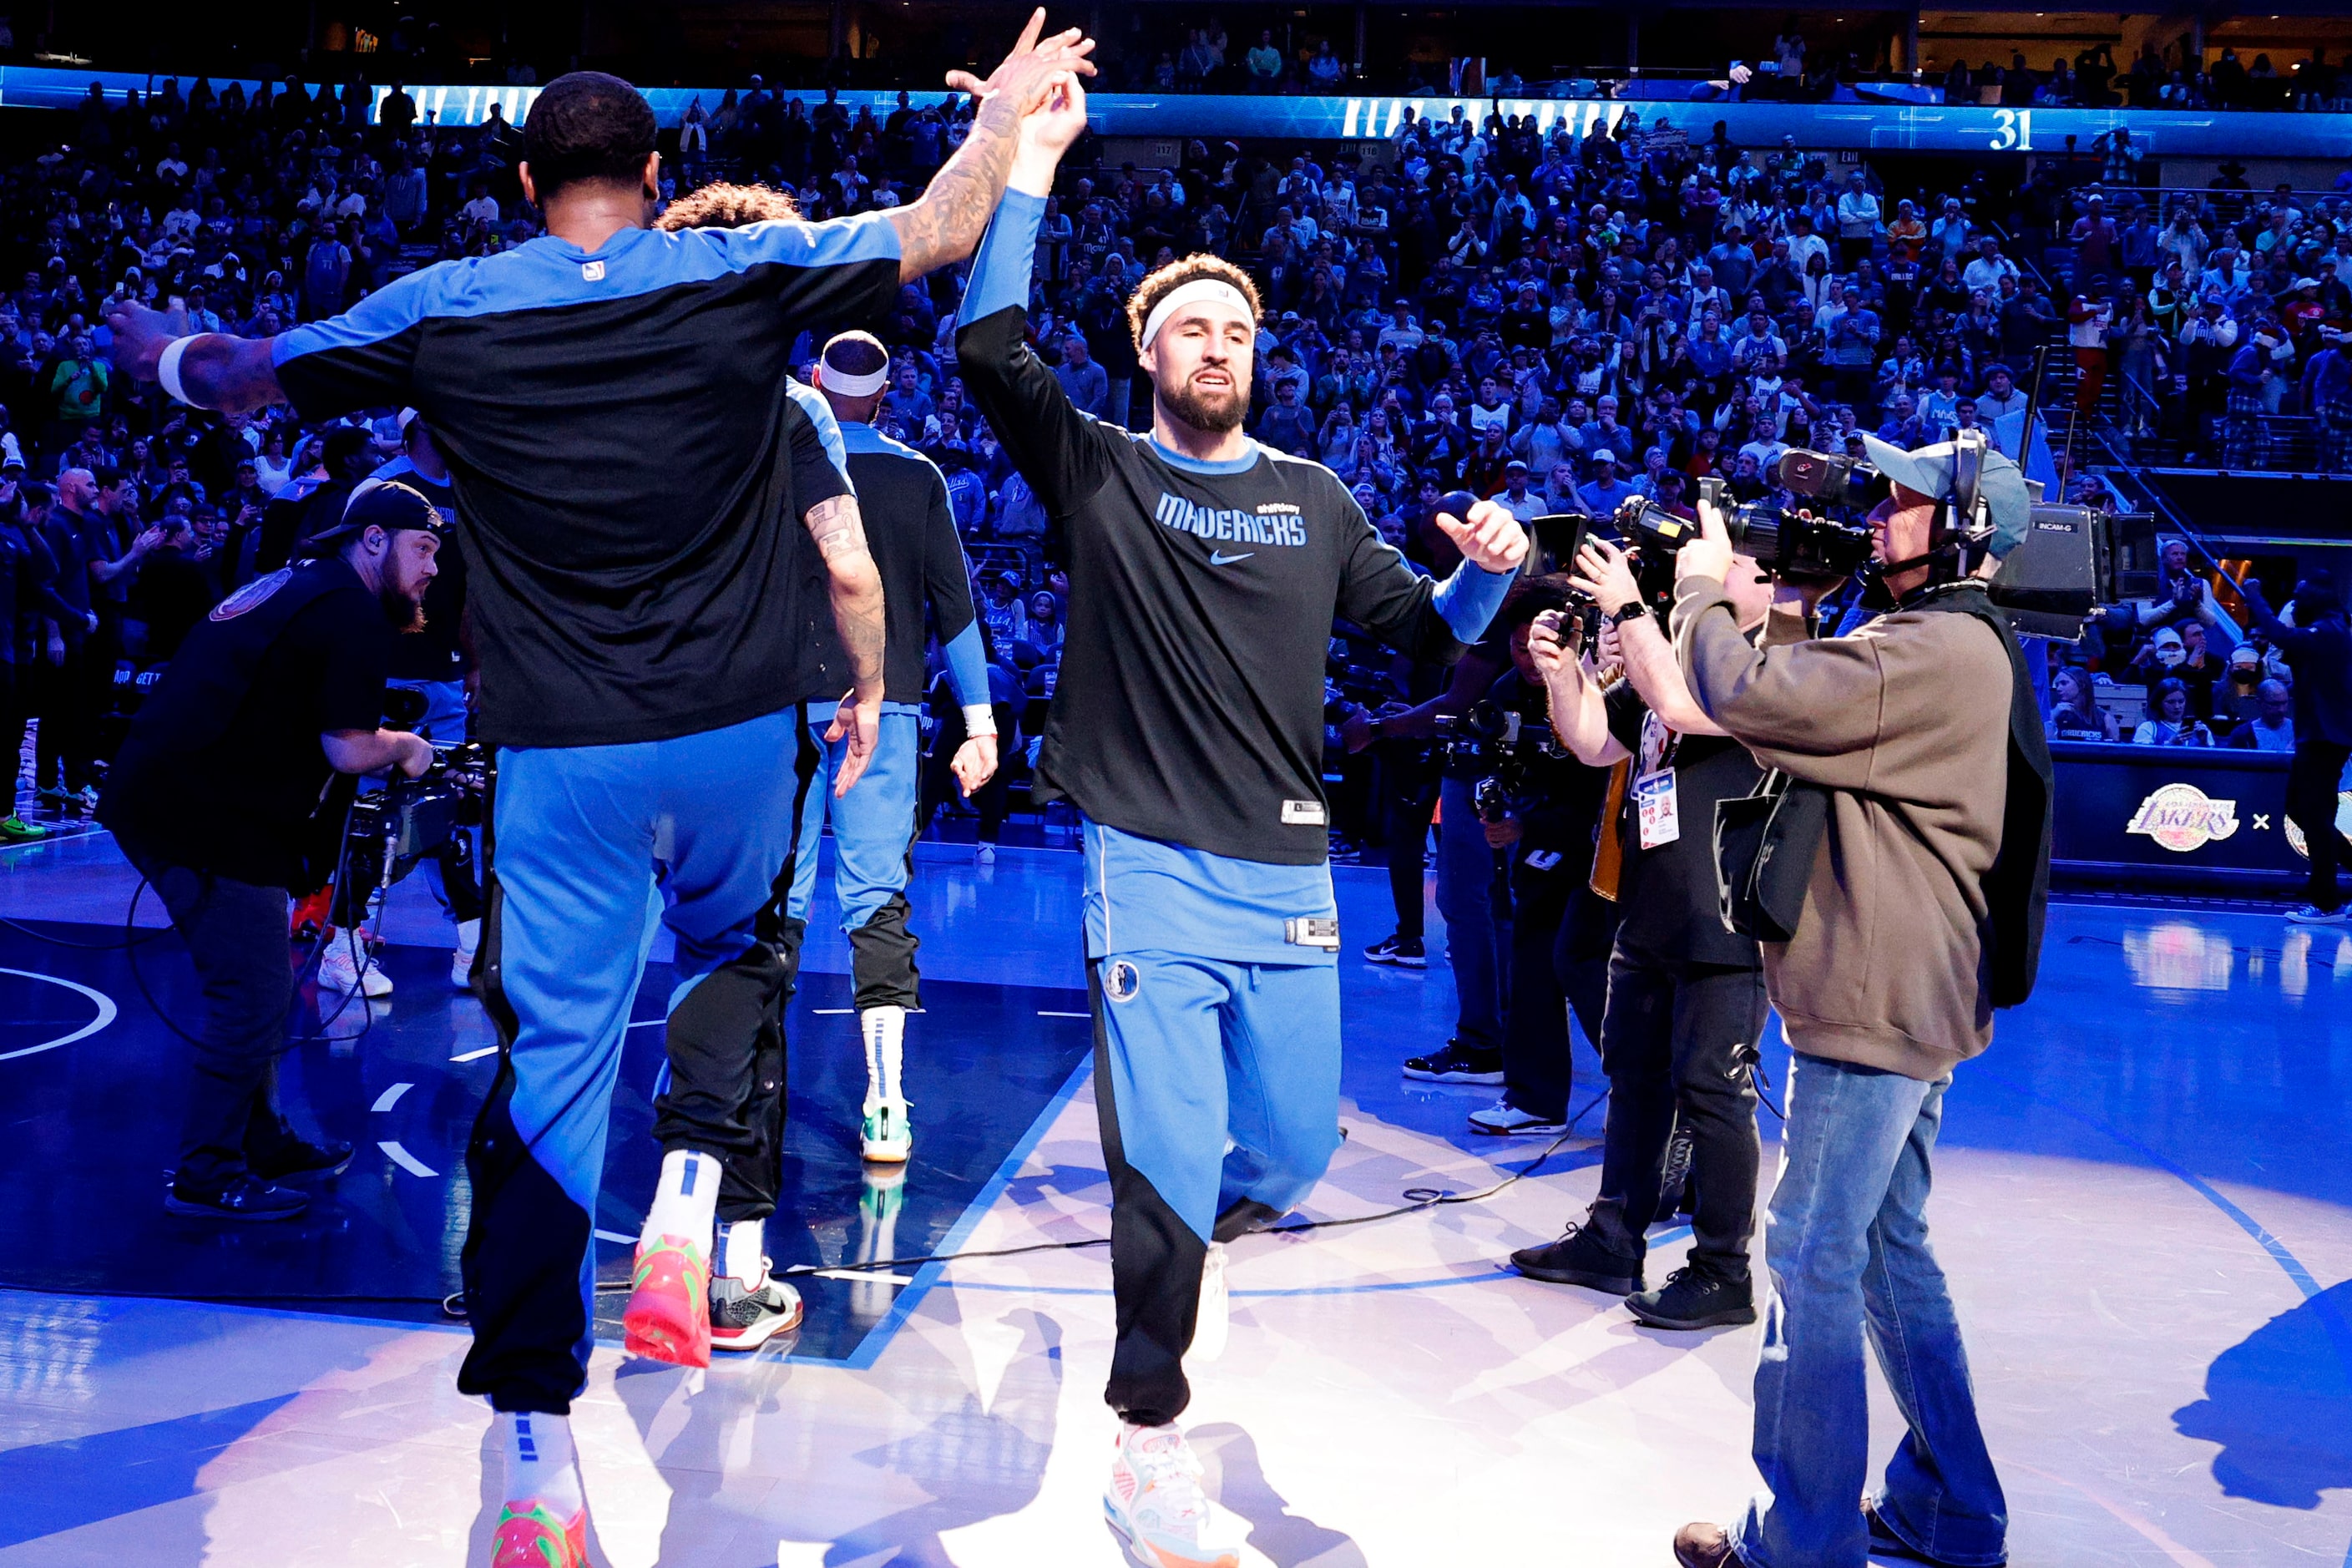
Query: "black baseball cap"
299 478 447 556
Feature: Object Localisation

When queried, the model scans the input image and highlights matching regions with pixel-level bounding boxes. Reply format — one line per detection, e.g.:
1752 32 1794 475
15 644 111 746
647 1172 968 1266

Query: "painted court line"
377 1141 438 1178
807 1267 916 1287
371 1082 413 1114
0 969 119 1061
448 1045 498 1063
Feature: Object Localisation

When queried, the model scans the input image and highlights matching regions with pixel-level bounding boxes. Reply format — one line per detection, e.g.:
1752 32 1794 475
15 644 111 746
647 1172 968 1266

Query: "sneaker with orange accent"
622 1232 712 1367
1104 1423 1242 1568
492 1500 588 1568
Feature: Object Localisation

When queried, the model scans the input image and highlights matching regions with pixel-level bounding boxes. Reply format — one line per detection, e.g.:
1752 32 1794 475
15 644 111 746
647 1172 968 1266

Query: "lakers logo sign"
2127 783 2240 853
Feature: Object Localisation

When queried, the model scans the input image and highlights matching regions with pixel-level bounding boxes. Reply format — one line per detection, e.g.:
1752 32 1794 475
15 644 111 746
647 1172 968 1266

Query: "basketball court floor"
0 827 2346 1566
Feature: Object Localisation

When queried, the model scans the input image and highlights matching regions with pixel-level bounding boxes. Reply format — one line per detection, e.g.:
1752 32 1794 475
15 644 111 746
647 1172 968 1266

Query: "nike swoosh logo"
1208 550 1255 565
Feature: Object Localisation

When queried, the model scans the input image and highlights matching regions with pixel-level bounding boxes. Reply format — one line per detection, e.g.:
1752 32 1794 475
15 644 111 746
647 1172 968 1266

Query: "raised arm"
888 10 1095 282
953 73 1114 518
1565 534 1725 736
1526 612 1628 766
104 301 287 412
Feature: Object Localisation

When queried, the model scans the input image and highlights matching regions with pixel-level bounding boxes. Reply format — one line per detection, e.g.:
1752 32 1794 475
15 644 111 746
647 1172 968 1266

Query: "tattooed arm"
807 492 887 709
887 8 1095 282
104 303 290 412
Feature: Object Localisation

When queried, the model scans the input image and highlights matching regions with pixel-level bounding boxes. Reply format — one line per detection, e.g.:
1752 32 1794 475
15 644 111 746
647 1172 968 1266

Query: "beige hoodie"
1672 579 2014 1081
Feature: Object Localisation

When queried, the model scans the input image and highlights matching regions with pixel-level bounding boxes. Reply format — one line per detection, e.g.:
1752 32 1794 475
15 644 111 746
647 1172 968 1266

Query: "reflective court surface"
0 830 2348 1566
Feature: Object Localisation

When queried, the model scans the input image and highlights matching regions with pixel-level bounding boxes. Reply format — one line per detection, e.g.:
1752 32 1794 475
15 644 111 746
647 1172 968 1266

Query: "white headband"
1140 278 1254 351
818 360 889 399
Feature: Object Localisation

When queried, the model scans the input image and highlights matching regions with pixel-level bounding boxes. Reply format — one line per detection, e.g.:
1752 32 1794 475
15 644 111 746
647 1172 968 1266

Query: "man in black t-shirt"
1514 530 1773 1333
354 411 485 995
99 481 440 1224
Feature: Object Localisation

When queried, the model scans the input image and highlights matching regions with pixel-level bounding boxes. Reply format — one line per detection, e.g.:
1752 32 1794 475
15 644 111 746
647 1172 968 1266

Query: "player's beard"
1161 370 1250 435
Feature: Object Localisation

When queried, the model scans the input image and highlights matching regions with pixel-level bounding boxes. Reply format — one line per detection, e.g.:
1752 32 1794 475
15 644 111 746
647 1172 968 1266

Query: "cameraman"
1463 578 1617 1136
1667 433 2051 1568
96 482 442 1222
1515 533 1769 1333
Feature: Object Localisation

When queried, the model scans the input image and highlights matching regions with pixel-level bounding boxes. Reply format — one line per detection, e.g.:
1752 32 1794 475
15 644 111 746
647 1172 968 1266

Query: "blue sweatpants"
457 708 820 1414
786 708 925 1009
1084 822 1345 1426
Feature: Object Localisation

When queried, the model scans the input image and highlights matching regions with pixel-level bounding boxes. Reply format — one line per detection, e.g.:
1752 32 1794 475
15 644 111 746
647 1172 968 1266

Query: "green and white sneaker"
861 1096 913 1164
0 816 46 842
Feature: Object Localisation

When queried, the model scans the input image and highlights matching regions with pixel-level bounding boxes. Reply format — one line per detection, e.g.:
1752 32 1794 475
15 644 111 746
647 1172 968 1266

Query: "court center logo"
1104 959 1141 1003
2127 783 2240 853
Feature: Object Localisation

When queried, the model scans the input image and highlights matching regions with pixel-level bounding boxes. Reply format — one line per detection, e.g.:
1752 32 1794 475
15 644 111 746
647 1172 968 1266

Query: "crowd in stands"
0 68 2344 842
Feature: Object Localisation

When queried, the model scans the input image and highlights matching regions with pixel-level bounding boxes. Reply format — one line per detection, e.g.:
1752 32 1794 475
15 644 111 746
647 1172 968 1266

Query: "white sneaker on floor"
318 933 392 998
1469 1100 1569 1136
2286 903 2350 925
1104 1424 1241 1568
975 842 995 866
1190 1241 1228 1364
452 918 482 987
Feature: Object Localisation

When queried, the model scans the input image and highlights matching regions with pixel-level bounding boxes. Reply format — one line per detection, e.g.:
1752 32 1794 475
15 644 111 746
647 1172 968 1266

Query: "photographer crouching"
96 482 443 1222
1668 433 2052 1568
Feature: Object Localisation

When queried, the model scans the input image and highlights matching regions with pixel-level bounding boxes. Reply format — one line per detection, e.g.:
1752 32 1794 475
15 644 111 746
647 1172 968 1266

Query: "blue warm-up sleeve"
963 190 1047 323
941 621 991 711
1434 560 1517 645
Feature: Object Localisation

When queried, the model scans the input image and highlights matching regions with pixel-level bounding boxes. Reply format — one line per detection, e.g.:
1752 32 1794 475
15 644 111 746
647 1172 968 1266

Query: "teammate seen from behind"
957 74 1528 1568
104 23 1093 1565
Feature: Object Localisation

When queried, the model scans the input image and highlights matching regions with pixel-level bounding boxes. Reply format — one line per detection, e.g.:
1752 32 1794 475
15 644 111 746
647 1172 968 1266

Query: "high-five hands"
946 8 1098 119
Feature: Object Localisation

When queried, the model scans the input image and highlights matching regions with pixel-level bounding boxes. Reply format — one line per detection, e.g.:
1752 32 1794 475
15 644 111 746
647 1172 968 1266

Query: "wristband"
157 335 199 405
960 702 998 740
1608 601 1649 628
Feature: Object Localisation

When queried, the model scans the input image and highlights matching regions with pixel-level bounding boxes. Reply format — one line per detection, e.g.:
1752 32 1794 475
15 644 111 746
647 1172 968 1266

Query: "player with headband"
958 75 1528 1568
796 327 1000 1166
639 190 998 1353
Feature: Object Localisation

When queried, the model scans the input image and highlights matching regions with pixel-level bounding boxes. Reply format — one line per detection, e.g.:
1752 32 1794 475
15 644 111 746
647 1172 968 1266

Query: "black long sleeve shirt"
956 301 1488 864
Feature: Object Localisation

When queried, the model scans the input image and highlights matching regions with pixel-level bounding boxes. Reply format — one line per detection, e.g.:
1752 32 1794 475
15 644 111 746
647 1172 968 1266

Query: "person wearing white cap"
957 74 1527 1568
1667 432 2050 1568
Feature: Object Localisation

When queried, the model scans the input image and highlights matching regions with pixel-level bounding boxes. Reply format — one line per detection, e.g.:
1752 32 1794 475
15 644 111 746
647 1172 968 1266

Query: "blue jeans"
1736 1052 2007 1568
1434 774 1505 1050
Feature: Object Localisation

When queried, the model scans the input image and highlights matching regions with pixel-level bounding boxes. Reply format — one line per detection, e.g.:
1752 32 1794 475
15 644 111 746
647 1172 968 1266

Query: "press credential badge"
1633 770 1681 850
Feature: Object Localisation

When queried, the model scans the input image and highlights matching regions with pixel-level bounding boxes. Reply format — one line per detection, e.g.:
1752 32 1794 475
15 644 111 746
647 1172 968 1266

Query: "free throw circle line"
0 968 118 1060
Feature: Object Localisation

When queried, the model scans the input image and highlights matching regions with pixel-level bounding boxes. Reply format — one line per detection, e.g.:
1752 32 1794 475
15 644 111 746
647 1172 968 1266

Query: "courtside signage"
2127 783 2241 853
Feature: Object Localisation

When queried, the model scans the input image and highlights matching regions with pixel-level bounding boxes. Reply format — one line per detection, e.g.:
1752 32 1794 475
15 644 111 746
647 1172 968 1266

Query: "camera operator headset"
95 479 443 1223
1661 429 2052 1568
1513 509 1774 1336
